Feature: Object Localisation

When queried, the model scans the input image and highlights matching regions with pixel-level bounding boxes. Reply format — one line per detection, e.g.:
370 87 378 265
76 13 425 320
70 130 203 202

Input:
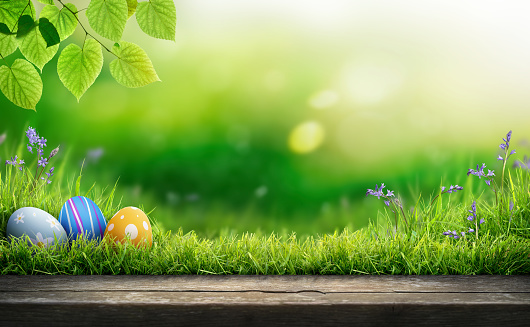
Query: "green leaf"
17 20 59 71
57 39 103 101
86 0 128 42
126 0 137 19
0 32 16 56
0 58 43 110
109 41 160 87
136 0 176 41
40 3 78 41
16 15 34 38
0 22 11 34
0 0 26 27
0 0 35 29
36 0 54 5
38 17 60 47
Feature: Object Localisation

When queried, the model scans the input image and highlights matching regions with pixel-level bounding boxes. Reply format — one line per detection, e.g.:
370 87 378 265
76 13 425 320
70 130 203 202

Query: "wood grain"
0 275 528 326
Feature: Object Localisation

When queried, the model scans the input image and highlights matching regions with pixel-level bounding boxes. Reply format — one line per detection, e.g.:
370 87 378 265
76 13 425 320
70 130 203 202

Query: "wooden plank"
2 290 529 304
0 276 529 326
1 275 529 292
1 302 528 327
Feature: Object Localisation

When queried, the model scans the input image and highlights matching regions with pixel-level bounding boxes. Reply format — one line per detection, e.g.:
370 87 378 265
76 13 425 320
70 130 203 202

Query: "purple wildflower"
5 155 26 171
480 218 485 224
6 156 19 166
45 167 54 178
443 230 466 239
467 163 486 178
467 201 477 220
499 130 515 161
38 137 47 147
513 156 530 170
26 127 35 136
6 127 58 189
443 185 463 194
468 163 494 186
366 183 385 199
38 157 48 167
443 201 478 239
26 127 39 145
86 147 104 163
367 182 402 217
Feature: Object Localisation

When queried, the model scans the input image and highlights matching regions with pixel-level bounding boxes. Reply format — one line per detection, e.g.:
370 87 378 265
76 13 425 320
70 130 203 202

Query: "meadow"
1 1 530 275
1 130 529 275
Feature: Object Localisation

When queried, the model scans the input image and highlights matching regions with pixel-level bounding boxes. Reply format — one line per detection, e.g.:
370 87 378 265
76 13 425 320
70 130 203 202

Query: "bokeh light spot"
308 90 339 110
288 121 325 154
340 59 405 105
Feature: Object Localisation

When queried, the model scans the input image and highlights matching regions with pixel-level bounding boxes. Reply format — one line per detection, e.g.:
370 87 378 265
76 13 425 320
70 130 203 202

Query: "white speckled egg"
6 207 67 247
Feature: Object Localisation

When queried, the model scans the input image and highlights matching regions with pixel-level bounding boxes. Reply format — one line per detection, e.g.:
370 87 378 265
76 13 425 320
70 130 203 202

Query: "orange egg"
104 207 152 247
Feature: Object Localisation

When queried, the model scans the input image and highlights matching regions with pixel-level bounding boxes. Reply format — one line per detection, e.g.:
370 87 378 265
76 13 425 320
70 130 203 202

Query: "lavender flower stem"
392 204 398 231
30 166 46 196
32 165 39 191
430 194 440 206
501 151 507 205
475 212 479 240
493 182 498 207
381 194 398 230
399 205 409 229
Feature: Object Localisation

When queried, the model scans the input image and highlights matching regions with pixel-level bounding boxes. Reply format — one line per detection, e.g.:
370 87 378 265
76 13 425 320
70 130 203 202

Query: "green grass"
1 161 529 275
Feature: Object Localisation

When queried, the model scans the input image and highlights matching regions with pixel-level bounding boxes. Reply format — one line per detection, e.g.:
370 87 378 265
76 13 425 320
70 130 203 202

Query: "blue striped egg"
59 196 107 242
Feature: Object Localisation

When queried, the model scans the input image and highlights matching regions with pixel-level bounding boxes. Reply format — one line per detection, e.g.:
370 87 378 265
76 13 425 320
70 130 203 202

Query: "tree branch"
57 0 116 56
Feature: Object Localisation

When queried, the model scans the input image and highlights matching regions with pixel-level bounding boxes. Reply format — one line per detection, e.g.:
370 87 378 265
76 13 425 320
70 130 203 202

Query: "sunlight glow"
308 90 339 110
288 121 325 154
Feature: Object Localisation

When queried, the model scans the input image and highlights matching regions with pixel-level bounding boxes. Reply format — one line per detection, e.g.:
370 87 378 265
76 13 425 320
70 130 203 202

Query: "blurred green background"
1 0 530 236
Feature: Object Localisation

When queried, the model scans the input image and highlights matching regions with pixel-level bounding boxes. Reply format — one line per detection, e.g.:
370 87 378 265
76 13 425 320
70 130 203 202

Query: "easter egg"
104 207 153 247
6 207 67 247
59 196 107 242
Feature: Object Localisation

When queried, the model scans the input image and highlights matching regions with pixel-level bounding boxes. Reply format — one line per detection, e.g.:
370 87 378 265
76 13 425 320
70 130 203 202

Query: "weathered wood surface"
0 275 529 326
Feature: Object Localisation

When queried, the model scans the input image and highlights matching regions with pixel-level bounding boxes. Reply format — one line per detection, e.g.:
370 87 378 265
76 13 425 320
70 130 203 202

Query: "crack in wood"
1 289 528 294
